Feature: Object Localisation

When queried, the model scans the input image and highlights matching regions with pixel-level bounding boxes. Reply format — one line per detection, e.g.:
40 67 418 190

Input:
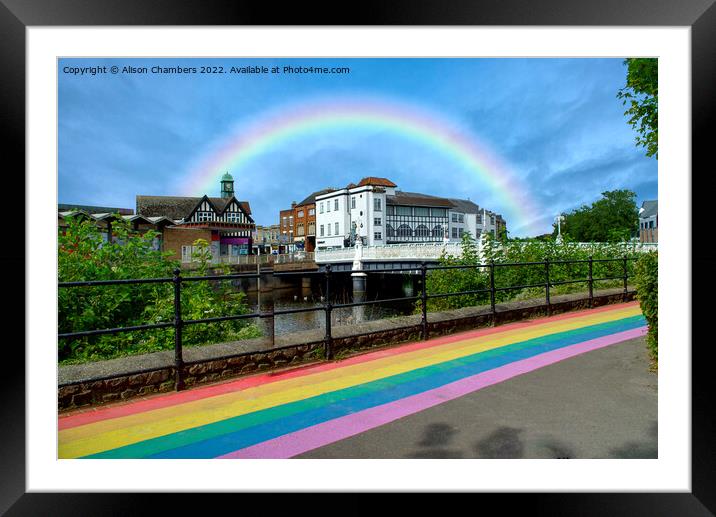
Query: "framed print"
3 0 714 513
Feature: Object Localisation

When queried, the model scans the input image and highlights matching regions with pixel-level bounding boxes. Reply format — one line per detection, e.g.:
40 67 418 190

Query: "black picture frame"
2 0 712 513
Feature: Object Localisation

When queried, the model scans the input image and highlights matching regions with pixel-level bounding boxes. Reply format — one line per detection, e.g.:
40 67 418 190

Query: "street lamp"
555 215 565 244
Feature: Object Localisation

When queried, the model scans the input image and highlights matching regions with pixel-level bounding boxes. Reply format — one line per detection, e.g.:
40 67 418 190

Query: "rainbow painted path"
58 302 646 459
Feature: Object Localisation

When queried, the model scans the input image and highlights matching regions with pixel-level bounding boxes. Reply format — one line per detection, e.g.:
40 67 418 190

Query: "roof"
639 200 658 218
386 191 456 208
58 203 134 215
448 198 481 214
58 210 175 226
136 195 251 220
357 177 397 188
296 188 336 207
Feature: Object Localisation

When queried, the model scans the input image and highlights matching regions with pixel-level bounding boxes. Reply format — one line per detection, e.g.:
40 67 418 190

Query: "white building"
313 177 508 249
448 199 506 241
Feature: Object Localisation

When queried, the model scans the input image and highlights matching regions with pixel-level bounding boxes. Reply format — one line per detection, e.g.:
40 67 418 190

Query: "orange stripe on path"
58 301 638 430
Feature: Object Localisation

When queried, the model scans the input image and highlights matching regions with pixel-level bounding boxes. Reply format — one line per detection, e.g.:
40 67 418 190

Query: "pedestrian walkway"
58 302 647 459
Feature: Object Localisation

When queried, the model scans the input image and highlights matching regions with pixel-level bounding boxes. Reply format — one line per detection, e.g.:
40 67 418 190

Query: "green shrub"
420 234 642 313
58 217 260 363
634 251 658 361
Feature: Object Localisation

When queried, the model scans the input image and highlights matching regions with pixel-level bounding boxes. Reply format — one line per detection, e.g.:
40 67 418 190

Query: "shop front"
220 235 252 257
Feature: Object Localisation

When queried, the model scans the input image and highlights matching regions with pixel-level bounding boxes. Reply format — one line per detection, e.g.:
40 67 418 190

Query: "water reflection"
240 274 418 336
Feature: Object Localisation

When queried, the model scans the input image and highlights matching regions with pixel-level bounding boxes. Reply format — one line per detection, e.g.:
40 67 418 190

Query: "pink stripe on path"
219 326 647 459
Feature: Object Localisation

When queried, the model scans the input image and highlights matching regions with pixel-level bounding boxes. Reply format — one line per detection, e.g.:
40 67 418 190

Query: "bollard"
420 261 428 340
545 257 551 316
588 256 594 308
172 268 185 391
324 264 333 360
489 260 496 325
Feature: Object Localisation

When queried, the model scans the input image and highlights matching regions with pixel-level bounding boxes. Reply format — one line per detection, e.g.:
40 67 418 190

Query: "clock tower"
220 172 235 199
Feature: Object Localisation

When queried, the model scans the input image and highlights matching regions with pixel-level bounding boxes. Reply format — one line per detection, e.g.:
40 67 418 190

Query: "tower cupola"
220 172 234 199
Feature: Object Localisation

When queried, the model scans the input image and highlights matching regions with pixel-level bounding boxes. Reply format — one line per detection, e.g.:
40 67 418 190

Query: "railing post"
489 259 496 325
324 264 333 360
544 257 551 316
420 261 428 341
588 255 594 308
172 268 185 391
622 255 628 302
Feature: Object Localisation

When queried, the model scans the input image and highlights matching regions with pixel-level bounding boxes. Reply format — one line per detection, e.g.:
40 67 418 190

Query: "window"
181 245 193 263
475 229 482 239
297 210 304 218
226 213 240 222
396 206 412 216
297 223 305 236
374 198 382 211
458 228 465 238
351 196 356 209
309 208 315 216
320 202 324 214
335 222 339 235
386 224 395 237
320 225 324 236
326 201 331 212
327 224 332 236
334 199 339 211
415 225 430 238
490 215 495 225
414 207 429 216
397 224 412 237
477 213 483 224
386 205 395 215
431 208 447 218
374 217 382 226
452 228 458 238
374 232 382 240
197 211 213 222
451 213 458 222
458 214 464 223
432 225 443 238
308 222 315 235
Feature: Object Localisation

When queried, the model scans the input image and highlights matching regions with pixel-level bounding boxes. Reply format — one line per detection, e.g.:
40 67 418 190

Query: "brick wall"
162 227 212 261
58 289 636 411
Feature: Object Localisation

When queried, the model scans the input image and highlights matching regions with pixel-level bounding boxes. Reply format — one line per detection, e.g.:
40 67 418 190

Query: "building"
136 172 256 263
58 204 173 250
279 205 296 253
639 200 658 243
312 177 508 250
278 188 335 253
253 224 281 254
58 203 134 216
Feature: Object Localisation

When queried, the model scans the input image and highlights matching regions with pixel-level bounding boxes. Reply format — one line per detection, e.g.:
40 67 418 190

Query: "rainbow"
58 303 646 459
178 96 543 235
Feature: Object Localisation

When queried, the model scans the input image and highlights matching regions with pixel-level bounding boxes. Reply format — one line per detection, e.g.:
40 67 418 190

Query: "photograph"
56 56 660 461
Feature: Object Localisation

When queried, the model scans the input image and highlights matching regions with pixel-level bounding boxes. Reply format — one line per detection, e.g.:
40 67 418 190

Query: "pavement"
58 301 656 459
298 336 657 459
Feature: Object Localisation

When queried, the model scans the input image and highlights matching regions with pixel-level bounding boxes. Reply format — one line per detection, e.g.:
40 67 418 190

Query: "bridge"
199 242 658 274
314 241 658 272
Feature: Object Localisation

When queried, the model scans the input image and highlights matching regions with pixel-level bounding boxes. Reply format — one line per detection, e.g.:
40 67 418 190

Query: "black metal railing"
58 255 638 390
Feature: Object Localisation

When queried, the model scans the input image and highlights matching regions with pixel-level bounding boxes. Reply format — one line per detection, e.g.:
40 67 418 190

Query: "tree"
617 58 658 159
58 216 260 363
554 190 639 242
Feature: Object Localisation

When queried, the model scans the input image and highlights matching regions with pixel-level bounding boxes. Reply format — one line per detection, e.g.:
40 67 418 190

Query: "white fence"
184 252 316 266
315 241 658 264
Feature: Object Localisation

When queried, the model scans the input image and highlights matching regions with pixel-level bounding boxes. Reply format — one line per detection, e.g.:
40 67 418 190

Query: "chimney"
291 201 297 208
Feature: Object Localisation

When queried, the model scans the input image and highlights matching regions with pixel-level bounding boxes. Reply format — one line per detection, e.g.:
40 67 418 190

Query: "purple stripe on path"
219 326 647 459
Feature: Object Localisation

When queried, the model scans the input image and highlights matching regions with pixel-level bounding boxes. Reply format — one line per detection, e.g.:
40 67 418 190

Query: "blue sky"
58 58 657 236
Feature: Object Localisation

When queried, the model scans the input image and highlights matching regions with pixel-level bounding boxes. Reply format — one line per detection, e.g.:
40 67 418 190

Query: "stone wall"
58 288 636 411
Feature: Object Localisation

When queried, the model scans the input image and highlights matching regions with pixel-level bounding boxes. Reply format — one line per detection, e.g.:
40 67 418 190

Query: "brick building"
638 200 658 243
136 172 256 263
